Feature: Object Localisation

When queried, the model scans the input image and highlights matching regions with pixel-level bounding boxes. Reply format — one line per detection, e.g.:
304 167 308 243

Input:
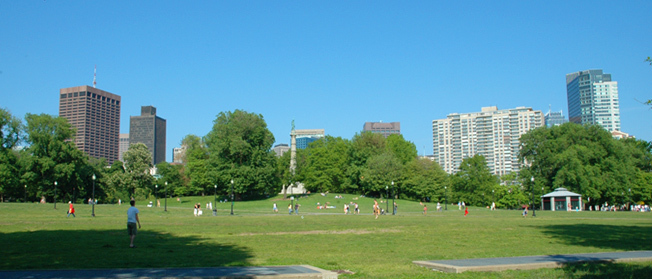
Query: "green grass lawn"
2 194 652 278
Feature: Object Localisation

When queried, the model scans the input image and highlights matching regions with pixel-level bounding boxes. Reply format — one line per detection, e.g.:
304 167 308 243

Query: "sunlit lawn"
2 194 652 278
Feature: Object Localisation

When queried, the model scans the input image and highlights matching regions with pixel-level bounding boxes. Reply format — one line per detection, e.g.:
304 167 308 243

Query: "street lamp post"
164 181 168 212
531 176 536 217
628 188 632 211
385 185 389 214
92 174 96 217
155 185 158 207
492 189 494 203
444 186 448 210
24 185 27 203
230 179 234 215
213 185 217 216
391 181 395 215
54 181 58 209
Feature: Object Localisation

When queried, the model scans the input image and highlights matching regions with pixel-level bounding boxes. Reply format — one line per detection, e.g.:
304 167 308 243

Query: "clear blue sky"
2 1 651 162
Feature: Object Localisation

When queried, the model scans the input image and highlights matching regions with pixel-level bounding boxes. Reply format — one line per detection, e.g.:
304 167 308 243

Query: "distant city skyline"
2 2 651 162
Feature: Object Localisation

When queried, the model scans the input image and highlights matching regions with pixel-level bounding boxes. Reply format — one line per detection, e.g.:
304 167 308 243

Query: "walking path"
414 250 652 273
0 265 338 279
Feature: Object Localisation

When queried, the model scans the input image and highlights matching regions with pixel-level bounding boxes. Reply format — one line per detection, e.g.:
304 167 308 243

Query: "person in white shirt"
127 200 141 248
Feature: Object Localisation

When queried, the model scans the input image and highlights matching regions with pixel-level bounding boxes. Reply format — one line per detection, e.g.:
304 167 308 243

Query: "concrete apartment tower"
59 85 121 164
566 69 620 132
129 106 166 165
432 106 544 175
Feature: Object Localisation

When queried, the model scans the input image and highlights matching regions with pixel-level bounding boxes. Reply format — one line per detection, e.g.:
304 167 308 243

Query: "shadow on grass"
1 229 252 270
536 223 652 251
536 224 652 278
562 261 652 279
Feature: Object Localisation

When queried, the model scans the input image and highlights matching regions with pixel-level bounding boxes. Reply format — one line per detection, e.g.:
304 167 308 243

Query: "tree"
204 110 278 199
519 123 648 207
386 134 418 165
156 161 186 197
347 132 386 193
360 152 402 197
401 158 448 202
114 143 154 199
0 108 22 201
298 136 350 193
450 155 498 206
22 113 89 204
182 134 211 195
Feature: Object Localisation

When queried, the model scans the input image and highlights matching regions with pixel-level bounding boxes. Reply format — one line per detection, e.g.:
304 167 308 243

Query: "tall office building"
544 109 568 127
432 106 544 175
129 106 166 165
566 69 620 132
118 133 129 162
59 85 121 164
294 129 325 149
363 122 400 138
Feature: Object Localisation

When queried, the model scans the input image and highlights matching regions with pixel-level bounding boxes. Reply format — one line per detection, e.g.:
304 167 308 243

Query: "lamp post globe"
155 185 158 207
24 185 27 203
92 174 96 217
164 181 168 212
230 179 234 215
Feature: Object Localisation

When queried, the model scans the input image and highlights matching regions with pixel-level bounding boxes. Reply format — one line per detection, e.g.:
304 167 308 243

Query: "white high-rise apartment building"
566 69 620 132
432 106 544 176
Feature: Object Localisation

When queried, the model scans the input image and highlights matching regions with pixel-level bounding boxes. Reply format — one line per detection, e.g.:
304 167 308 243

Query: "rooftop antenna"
93 65 97 88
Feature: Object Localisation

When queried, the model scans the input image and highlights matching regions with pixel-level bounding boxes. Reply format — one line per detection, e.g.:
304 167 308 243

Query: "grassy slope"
2 194 651 278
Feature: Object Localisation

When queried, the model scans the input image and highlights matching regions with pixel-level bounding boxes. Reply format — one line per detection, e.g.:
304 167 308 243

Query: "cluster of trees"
2 106 652 209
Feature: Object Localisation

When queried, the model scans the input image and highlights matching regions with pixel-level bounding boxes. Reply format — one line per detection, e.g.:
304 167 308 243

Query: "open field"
2 194 651 278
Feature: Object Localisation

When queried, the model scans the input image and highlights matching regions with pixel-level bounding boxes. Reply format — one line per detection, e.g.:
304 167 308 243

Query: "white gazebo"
542 188 582 211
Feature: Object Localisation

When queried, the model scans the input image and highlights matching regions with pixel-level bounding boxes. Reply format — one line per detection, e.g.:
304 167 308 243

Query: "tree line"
2 107 651 209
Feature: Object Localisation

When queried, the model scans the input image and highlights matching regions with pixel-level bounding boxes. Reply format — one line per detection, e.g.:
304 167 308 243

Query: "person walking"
127 200 141 248
464 206 469 217
273 203 278 213
67 201 75 217
393 201 398 215
373 199 380 219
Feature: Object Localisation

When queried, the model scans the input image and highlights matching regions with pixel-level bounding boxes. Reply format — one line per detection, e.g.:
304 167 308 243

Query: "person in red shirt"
464 207 468 217
67 201 75 218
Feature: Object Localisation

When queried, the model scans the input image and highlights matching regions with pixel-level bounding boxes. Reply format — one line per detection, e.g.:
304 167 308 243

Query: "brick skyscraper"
59 85 121 164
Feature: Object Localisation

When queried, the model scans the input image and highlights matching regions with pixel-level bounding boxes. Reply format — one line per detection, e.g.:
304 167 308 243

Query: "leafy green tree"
115 143 155 200
22 113 89 204
401 158 448 202
386 134 418 165
182 134 211 195
520 123 648 207
299 136 350 193
360 152 402 197
204 110 278 199
348 132 386 193
0 108 22 201
450 155 498 206
156 161 187 197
